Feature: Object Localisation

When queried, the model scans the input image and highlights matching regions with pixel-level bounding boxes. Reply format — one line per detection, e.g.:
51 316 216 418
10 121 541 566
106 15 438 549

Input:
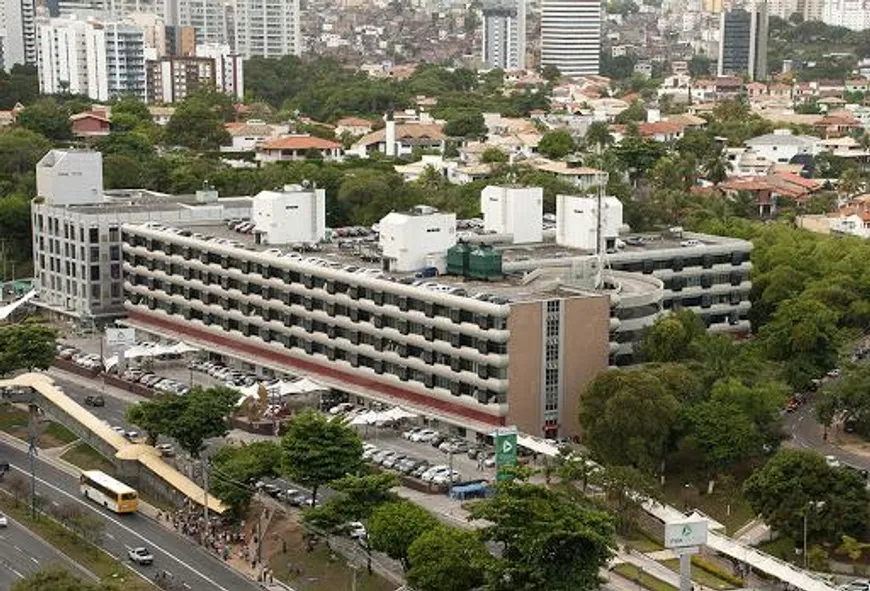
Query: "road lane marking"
30 557 38 564
7 463 235 591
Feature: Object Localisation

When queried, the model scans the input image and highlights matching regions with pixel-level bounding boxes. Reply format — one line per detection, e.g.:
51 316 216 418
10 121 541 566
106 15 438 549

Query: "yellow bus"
80 470 138 513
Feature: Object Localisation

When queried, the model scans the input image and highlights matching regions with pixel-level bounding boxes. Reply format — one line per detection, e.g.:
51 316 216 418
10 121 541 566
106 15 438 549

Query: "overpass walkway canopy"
644 500 837 591
0 290 38 321
0 372 227 514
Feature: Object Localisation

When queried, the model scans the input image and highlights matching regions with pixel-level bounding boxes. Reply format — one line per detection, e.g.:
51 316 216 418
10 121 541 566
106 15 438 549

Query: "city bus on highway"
80 470 138 513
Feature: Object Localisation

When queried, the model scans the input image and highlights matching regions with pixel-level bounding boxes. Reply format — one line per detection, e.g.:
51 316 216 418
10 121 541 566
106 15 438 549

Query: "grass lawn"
60 443 176 513
0 492 156 590
269 546 395 591
759 537 798 564
661 480 755 535
661 558 740 590
0 405 80 448
613 563 679 591
61 442 116 476
623 529 665 553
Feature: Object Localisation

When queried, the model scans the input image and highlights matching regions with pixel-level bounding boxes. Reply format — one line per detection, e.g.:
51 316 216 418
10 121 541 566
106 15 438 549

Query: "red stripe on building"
127 309 505 428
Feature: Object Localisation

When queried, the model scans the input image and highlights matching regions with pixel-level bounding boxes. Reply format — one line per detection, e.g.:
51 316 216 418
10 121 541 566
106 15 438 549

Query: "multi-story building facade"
717 3 768 81
30 150 251 320
145 56 215 103
234 0 301 58
822 0 870 30
173 0 228 45
165 24 195 56
3 0 37 70
38 17 146 101
540 0 601 77
121 222 612 439
196 42 243 100
481 0 526 70
37 17 91 95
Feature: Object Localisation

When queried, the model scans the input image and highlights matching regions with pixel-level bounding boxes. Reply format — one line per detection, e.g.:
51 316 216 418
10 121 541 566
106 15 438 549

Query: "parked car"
382 454 406 469
402 427 422 440
128 547 154 565
348 521 367 539
155 443 175 457
263 483 282 497
410 429 437 442
0 513 7 527
84 395 105 407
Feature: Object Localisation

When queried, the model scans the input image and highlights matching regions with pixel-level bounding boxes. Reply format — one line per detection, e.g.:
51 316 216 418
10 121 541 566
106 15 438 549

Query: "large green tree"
17 99 73 141
368 500 439 570
743 449 869 544
407 526 490 591
210 440 282 511
469 480 614 591
538 130 576 159
280 410 363 505
125 386 240 455
579 369 680 471
0 323 57 375
165 94 231 150
641 309 706 363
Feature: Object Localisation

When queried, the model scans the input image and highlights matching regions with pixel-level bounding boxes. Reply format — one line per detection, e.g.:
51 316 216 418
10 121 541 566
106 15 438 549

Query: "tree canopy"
407 526 490 591
743 449 869 544
280 410 363 504
469 479 614 591
0 322 57 375
368 500 439 570
209 440 282 511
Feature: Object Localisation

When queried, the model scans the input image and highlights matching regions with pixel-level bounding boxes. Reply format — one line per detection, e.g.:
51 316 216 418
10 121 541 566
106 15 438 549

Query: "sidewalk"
611 549 717 591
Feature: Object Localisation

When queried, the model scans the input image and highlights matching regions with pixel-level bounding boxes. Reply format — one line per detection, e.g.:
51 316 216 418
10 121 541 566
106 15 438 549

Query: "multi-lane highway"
0 440 260 591
0 511 96 588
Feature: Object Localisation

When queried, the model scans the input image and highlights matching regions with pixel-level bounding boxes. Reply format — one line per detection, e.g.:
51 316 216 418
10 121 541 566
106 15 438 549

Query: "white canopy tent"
235 377 328 405
516 434 561 457
104 342 200 369
347 407 418 426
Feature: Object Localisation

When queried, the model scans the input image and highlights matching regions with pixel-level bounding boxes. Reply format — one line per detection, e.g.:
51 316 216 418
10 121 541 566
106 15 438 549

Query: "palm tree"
838 167 866 201
703 147 732 187
584 121 614 154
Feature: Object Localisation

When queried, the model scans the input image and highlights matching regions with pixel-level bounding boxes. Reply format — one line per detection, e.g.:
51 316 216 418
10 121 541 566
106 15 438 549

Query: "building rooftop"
124 218 750 306
37 190 253 215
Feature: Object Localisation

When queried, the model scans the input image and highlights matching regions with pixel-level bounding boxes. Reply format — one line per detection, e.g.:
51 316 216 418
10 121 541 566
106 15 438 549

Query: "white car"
348 521 367 539
128 547 154 565
411 429 437 442
825 455 841 468
432 471 461 485
680 239 700 248
0 513 7 527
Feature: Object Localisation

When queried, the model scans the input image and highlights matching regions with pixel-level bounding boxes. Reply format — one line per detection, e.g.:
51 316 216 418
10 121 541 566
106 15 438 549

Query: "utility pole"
448 450 454 495
27 403 38 519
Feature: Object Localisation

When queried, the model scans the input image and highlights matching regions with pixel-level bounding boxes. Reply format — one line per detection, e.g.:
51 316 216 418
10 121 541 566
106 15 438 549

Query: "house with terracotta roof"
637 120 685 142
334 117 374 137
815 112 862 138
222 120 290 152
696 172 823 218
256 135 343 162
528 158 609 192
828 196 870 238
70 110 111 137
745 81 767 99
350 119 446 158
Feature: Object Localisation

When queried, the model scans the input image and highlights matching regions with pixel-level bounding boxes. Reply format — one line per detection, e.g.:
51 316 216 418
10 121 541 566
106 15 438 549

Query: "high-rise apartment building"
766 0 798 18
481 0 526 70
540 0 601 77
3 0 37 70
165 24 195 55
234 0 301 58
38 17 145 100
37 17 91 95
173 0 227 45
717 2 768 81
822 0 870 30
800 0 825 21
145 55 215 103
196 42 243 100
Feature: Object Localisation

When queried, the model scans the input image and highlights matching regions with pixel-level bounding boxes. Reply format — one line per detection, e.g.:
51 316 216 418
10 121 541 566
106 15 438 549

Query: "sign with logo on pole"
494 426 518 481
665 518 708 591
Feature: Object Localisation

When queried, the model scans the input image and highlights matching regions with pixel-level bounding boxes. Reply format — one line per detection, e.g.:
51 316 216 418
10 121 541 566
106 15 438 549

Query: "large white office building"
171 0 228 45
540 0 602 77
481 0 526 70
196 42 244 100
234 0 301 58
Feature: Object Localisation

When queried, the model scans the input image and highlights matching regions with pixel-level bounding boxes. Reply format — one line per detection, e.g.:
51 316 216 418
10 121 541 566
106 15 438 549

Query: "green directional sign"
494 426 518 481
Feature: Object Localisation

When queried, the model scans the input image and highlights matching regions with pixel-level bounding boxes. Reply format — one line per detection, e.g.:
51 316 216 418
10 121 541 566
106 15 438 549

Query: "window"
90 266 100 281
109 245 121 261
90 284 101 300
90 246 100 262
89 228 99 243
109 227 119 241
110 264 121 280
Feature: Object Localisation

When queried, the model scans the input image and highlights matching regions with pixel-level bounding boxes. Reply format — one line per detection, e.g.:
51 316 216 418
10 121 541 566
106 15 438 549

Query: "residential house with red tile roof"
256 135 343 162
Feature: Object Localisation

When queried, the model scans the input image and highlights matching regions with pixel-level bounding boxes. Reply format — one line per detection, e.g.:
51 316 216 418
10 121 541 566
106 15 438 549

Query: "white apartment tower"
196 42 243 99
37 17 144 101
3 0 37 70
37 17 91 95
173 0 228 44
822 0 870 30
541 0 602 77
481 0 526 70
234 0 301 58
